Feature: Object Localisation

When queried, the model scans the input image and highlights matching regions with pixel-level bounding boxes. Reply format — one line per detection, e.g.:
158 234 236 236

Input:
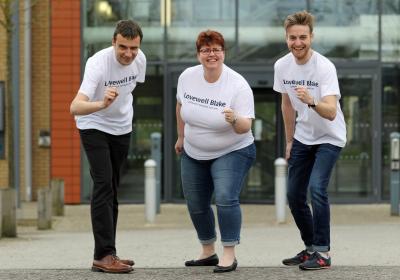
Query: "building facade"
0 0 52 203
0 0 399 204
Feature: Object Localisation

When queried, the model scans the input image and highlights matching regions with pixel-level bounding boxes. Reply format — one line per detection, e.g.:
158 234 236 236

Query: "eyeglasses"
199 48 224 55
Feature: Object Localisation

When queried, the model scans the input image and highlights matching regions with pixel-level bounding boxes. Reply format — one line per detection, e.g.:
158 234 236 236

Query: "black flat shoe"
213 258 238 273
185 254 219 266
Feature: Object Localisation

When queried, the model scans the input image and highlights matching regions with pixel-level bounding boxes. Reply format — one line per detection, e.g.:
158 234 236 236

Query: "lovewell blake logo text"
183 92 226 108
283 79 319 87
104 75 137 87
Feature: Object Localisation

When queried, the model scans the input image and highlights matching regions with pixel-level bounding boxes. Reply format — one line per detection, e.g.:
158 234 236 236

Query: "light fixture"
97 0 112 18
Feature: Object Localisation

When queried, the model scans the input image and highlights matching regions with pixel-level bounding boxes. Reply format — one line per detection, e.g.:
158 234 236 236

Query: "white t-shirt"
273 51 346 147
75 47 146 135
177 64 255 160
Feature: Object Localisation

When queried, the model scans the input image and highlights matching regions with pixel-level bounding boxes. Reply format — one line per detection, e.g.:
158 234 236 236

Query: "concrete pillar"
0 188 17 237
37 188 52 230
51 178 64 216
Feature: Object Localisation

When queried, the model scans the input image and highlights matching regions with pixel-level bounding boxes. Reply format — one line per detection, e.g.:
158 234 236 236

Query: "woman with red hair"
175 30 256 273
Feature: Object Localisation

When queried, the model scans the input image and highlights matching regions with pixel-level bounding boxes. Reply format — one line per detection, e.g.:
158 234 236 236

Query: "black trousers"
79 129 131 260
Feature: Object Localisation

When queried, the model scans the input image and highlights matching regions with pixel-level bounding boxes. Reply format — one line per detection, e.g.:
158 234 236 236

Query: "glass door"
329 68 380 201
241 88 281 202
119 71 164 203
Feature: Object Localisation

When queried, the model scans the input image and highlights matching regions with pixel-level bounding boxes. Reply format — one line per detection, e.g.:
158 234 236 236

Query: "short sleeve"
176 73 184 103
273 62 285 94
136 50 147 83
320 63 341 99
231 79 255 119
79 57 102 100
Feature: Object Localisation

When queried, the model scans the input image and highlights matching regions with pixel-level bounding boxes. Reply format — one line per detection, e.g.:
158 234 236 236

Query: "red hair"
196 30 225 52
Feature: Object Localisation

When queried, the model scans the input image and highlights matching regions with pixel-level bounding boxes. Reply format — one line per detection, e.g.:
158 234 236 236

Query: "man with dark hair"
273 11 346 270
113 20 143 45
70 20 146 274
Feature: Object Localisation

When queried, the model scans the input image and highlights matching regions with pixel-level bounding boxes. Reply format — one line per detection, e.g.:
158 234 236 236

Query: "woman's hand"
223 107 252 134
222 108 237 125
175 137 184 155
285 140 293 160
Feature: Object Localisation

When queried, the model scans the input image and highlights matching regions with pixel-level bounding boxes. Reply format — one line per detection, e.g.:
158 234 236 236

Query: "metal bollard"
37 187 52 230
390 132 400 216
51 178 64 216
274 158 287 224
145 159 157 223
150 132 162 214
0 188 17 237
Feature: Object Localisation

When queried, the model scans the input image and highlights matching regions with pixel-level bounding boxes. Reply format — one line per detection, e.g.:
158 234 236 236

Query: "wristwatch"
308 98 318 108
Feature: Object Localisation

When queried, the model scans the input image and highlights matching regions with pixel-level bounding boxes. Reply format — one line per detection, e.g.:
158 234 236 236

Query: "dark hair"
113 20 143 42
284 10 314 33
196 30 225 52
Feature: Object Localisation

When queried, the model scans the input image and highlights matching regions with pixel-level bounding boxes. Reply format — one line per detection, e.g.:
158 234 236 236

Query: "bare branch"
20 0 38 12
0 1 6 27
0 20 7 30
0 0 12 32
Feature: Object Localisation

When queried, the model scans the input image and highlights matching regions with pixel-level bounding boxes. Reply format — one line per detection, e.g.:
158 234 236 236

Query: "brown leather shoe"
92 255 133 273
114 256 135 266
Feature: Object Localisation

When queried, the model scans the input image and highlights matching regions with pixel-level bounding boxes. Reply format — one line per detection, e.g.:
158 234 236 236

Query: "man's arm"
295 87 337 121
281 93 296 160
311 95 337 121
70 87 118 116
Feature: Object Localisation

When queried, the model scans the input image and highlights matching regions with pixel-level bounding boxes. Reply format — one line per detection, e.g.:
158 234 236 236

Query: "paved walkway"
0 203 399 279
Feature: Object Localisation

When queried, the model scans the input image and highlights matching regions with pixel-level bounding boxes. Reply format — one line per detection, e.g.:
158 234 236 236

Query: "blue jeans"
181 143 256 246
287 139 342 252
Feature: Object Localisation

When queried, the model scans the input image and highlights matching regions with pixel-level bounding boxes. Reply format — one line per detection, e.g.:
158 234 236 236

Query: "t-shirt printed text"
183 92 226 110
104 75 137 87
283 79 319 88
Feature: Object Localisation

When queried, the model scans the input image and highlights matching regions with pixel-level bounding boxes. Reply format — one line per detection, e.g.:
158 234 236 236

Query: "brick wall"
51 0 81 203
31 0 51 199
0 1 51 198
0 0 80 201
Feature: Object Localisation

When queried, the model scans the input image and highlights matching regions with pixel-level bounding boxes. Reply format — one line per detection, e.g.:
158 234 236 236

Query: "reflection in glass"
119 65 164 202
168 0 235 60
241 89 277 202
329 76 373 197
84 0 164 61
382 0 400 62
310 0 379 60
86 0 160 26
237 0 307 62
82 0 387 62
